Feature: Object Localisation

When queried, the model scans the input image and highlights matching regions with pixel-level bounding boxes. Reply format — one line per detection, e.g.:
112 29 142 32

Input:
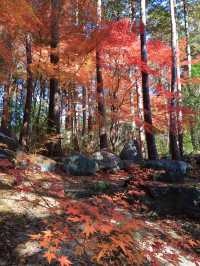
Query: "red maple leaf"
58 256 72 266
44 251 56 264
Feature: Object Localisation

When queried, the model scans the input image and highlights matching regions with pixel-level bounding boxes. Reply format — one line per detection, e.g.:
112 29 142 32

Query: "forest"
0 0 200 265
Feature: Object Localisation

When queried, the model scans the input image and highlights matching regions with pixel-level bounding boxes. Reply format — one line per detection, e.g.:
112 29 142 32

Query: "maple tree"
0 0 198 155
0 0 200 265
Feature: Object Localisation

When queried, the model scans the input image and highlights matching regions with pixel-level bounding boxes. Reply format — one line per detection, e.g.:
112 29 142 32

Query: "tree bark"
169 0 181 160
96 0 108 150
1 81 11 132
140 0 158 160
19 34 33 147
136 76 146 158
1 34 12 133
82 86 87 136
88 91 93 134
175 4 184 157
183 0 192 79
183 0 195 152
47 0 62 155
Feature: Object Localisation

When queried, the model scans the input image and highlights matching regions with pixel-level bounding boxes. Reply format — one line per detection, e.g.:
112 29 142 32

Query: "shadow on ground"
0 212 52 266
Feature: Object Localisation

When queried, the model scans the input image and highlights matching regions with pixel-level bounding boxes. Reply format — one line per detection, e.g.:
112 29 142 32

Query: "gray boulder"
148 183 200 219
0 148 15 160
120 140 141 162
0 131 19 151
93 150 123 172
16 152 57 172
142 159 191 175
153 172 184 183
122 160 141 171
0 131 19 164
31 155 57 172
64 154 96 176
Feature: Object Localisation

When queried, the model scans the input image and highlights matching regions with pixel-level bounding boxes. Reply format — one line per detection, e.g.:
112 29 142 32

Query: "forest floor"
0 159 199 266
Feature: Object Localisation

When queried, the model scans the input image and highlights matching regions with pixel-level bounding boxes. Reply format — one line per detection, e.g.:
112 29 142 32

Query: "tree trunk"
88 91 93 134
1 33 12 133
47 0 61 155
129 69 136 134
136 76 146 158
82 86 87 136
183 0 192 79
140 0 158 160
19 34 33 147
183 0 194 152
175 5 184 157
96 0 108 150
169 0 181 160
1 81 11 132
34 79 44 136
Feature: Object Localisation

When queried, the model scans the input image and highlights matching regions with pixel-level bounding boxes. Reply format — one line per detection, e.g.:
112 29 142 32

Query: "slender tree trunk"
34 79 44 136
96 0 108 150
47 0 61 155
88 90 93 134
129 6 135 137
140 0 158 160
88 115 92 133
75 0 79 26
129 68 136 135
130 0 145 157
1 81 11 132
65 91 72 130
136 76 146 158
1 33 12 133
183 0 192 79
130 0 136 22
183 0 194 152
48 0 60 134
169 0 181 160
82 86 87 136
177 43 184 157
175 5 184 157
1 30 13 133
19 34 33 146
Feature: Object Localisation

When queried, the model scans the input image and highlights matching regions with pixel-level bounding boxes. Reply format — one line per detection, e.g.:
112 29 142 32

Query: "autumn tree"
0 0 38 136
